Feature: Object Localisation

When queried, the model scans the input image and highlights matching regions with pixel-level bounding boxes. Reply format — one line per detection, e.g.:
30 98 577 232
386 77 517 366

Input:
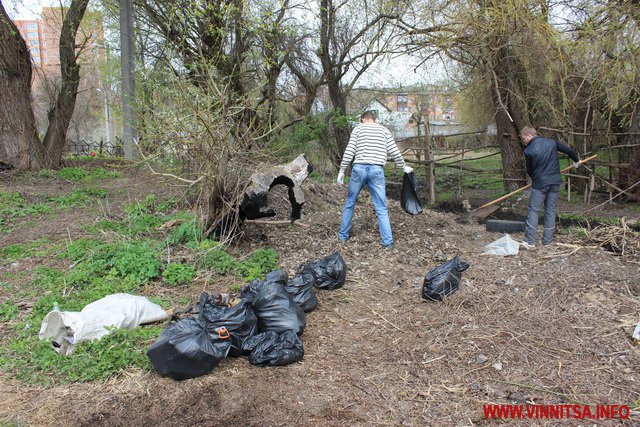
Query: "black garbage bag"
147 317 231 380
401 172 423 215
197 293 258 357
263 269 288 286
284 266 318 312
422 256 470 301
305 252 347 290
242 330 304 367
241 278 306 335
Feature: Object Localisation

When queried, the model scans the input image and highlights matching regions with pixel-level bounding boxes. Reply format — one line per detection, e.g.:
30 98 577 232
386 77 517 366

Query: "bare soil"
1 165 639 426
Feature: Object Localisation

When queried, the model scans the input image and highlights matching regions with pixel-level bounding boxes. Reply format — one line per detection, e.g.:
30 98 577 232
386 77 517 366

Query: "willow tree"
567 0 640 199
0 0 90 170
399 0 581 191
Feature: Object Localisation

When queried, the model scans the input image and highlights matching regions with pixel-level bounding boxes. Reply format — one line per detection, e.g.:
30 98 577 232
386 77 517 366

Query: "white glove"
573 161 581 169
403 165 413 174
337 170 345 185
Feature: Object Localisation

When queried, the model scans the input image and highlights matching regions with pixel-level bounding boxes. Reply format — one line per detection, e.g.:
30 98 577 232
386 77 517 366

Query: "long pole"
120 0 138 160
472 154 598 212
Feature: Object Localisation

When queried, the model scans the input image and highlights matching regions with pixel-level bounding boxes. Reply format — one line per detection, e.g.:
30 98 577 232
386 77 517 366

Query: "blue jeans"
338 164 393 246
525 184 560 246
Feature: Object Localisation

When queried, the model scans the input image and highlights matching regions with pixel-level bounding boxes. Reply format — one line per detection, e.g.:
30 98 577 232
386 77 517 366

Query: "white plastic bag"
633 321 640 343
38 293 169 355
483 234 520 256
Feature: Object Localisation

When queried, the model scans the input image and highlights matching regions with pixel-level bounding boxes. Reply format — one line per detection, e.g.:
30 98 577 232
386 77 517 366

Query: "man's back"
524 136 578 189
340 122 404 169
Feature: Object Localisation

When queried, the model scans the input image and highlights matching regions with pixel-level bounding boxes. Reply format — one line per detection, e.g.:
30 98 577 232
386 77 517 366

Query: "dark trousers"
524 184 560 246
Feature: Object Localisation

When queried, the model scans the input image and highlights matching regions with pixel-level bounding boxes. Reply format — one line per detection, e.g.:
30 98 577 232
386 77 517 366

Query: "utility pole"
120 0 138 160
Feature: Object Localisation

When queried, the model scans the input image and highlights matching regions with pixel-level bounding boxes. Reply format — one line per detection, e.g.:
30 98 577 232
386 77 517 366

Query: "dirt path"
0 169 638 426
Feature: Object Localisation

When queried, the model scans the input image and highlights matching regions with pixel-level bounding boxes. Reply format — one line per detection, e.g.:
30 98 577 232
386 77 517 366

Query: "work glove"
573 161 581 169
403 165 413 174
337 170 345 185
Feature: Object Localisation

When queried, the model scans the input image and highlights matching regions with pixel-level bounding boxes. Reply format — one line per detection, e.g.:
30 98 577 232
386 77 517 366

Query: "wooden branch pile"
584 219 640 258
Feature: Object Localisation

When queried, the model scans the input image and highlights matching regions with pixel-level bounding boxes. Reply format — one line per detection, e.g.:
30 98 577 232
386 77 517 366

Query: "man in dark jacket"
520 126 580 248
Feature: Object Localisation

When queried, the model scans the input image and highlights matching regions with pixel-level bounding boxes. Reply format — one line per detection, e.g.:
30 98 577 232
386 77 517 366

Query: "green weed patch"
0 238 164 384
50 187 108 207
1 326 162 385
0 238 54 262
163 263 196 285
193 242 278 281
57 167 121 182
0 192 54 218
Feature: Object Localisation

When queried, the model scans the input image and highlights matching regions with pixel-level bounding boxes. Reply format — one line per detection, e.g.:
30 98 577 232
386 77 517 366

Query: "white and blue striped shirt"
339 123 405 171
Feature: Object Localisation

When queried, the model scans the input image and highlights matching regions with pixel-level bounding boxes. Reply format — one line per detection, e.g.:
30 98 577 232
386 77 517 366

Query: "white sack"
483 234 520 256
38 293 169 355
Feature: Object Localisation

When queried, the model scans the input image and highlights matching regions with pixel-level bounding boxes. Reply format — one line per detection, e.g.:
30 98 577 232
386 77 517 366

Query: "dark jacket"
524 136 579 190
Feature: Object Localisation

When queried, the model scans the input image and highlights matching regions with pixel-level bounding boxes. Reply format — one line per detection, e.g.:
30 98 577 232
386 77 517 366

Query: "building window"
42 40 46 46
31 48 40 54
29 40 39 46
32 56 41 63
397 95 409 112
28 32 38 38
27 23 38 30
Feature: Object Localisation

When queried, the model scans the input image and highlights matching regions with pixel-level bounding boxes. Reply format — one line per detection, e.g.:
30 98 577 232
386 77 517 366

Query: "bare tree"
0 0 90 170
567 0 640 198
399 0 576 191
316 0 404 166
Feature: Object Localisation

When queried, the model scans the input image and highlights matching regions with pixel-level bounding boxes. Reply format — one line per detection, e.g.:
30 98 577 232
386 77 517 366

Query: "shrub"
168 218 203 245
163 263 196 285
236 248 279 282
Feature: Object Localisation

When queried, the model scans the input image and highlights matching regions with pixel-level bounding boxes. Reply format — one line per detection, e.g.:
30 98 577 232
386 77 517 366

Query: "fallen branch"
367 306 404 332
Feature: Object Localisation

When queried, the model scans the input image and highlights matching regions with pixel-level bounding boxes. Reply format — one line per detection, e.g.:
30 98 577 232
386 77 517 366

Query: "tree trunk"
318 0 351 168
0 4 45 169
41 0 90 168
489 47 528 192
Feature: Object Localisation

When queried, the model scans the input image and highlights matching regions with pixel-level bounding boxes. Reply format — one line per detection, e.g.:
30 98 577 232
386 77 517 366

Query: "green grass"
0 238 55 262
57 167 121 182
163 262 196 285
49 187 108 207
0 187 110 233
194 242 279 282
0 192 54 218
0 167 285 385
1 326 162 385
0 236 164 385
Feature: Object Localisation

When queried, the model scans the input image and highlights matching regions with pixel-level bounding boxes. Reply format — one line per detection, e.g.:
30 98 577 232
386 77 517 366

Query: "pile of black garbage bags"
147 252 347 380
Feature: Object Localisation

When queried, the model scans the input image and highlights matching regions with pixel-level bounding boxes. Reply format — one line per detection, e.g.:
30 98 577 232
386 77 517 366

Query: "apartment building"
14 18 48 67
14 7 103 71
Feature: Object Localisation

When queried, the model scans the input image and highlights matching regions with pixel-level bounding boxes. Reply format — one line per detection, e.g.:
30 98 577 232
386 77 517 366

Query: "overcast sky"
4 0 54 19
5 0 444 87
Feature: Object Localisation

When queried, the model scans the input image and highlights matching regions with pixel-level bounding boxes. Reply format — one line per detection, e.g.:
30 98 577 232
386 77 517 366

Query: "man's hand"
337 170 345 185
573 161 581 169
403 165 413 174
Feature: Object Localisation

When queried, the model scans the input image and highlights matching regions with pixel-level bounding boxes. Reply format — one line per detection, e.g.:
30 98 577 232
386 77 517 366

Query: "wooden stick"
473 154 598 211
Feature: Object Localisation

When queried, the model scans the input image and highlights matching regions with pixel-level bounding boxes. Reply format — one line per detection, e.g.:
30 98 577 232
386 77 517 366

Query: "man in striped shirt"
336 110 413 248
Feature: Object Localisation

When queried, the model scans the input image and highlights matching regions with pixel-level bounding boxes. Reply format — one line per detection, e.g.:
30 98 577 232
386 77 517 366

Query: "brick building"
12 8 108 144
14 7 103 72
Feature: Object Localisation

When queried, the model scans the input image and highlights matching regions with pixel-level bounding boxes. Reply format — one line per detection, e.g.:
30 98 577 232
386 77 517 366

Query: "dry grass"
0 171 639 426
